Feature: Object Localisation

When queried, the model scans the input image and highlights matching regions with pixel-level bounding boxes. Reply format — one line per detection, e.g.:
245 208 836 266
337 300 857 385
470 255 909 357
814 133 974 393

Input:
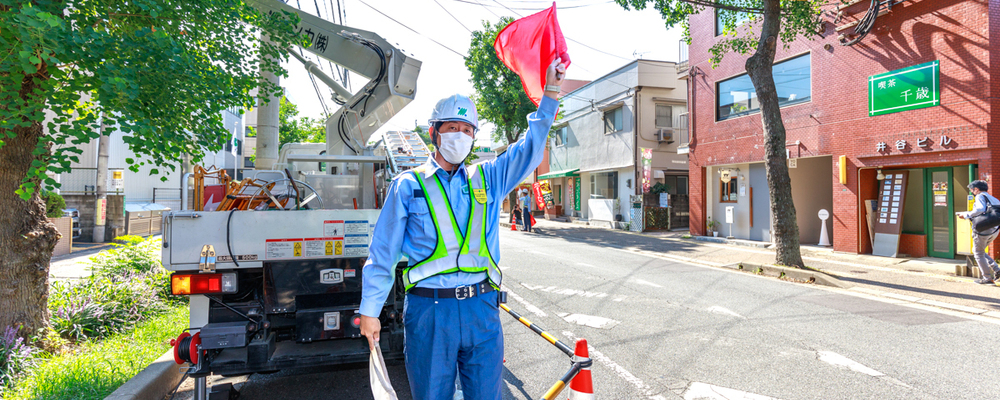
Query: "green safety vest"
402 163 502 291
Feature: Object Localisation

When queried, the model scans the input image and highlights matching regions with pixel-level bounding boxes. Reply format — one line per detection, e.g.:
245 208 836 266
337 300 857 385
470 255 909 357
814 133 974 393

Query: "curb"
720 262 848 289
104 350 184 400
693 235 772 249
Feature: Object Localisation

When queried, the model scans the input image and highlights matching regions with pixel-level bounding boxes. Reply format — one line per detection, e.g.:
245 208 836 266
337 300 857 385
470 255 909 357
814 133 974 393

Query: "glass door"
925 168 954 258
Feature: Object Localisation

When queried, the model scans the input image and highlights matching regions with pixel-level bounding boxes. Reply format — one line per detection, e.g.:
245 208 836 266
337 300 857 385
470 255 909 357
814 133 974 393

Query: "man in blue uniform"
360 58 566 399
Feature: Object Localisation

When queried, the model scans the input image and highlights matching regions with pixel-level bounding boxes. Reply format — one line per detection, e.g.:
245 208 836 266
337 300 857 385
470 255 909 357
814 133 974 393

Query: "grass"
5 306 188 400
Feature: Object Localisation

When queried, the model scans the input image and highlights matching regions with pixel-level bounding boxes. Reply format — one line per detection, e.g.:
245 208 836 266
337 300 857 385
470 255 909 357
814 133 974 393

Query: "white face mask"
438 131 474 165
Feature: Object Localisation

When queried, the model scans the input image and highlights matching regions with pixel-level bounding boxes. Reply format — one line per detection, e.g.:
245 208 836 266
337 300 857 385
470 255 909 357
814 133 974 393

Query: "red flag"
493 3 571 106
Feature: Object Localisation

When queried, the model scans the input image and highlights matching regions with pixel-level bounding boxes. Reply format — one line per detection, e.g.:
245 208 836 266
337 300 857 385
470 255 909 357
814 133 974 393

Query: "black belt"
408 280 494 300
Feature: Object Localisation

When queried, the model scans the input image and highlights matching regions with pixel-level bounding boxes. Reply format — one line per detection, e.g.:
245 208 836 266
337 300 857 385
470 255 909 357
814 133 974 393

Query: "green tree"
0 0 302 336
616 0 824 268
278 96 325 148
466 17 537 146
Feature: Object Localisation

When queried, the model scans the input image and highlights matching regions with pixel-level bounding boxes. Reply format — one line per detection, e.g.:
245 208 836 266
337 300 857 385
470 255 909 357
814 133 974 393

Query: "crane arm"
250 0 422 149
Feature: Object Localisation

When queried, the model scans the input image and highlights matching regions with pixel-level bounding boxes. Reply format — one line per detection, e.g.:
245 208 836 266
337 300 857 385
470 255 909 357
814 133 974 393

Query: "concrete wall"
635 87 689 176
710 164 750 238
788 156 834 245
749 163 770 241
49 217 73 257
64 194 125 242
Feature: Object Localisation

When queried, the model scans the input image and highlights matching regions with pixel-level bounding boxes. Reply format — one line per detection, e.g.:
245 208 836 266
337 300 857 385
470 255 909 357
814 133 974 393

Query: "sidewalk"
501 215 1000 320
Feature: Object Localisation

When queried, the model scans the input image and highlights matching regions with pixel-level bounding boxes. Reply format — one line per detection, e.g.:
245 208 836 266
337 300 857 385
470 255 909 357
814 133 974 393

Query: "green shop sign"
869 60 939 117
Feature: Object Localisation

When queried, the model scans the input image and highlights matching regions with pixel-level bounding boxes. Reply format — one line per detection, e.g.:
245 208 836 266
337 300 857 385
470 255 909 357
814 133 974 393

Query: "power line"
482 0 631 61
355 0 467 58
432 0 474 33
452 0 614 10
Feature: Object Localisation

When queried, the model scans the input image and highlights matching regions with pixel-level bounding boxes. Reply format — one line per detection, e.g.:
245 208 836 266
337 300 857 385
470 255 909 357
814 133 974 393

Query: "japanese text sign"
869 60 939 117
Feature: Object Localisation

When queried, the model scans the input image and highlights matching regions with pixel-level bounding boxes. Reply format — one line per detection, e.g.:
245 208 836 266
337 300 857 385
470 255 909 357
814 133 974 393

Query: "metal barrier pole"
499 303 593 399
500 304 573 357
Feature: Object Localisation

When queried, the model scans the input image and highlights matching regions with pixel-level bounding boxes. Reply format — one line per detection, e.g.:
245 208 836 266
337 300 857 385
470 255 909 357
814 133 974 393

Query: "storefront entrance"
925 168 955 258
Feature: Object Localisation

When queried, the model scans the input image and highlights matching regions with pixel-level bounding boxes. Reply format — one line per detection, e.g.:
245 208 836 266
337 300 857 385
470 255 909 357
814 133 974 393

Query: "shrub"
89 236 163 279
41 191 66 219
49 276 167 342
0 326 37 393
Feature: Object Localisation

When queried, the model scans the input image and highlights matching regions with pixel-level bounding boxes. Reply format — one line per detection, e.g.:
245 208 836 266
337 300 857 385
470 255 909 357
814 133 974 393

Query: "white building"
547 60 689 229
57 108 246 211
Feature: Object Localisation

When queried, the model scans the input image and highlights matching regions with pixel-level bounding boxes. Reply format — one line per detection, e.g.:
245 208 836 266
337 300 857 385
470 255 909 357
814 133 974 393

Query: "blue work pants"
404 290 503 400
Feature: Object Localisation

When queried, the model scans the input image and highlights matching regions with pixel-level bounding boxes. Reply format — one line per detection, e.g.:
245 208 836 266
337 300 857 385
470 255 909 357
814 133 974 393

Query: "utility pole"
256 36 280 170
93 119 109 243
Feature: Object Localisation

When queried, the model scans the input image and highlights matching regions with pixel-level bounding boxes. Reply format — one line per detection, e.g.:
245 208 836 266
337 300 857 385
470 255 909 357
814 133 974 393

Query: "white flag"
369 343 398 400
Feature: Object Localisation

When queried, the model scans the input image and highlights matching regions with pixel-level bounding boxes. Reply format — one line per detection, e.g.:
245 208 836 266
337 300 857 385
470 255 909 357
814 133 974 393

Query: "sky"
278 0 683 148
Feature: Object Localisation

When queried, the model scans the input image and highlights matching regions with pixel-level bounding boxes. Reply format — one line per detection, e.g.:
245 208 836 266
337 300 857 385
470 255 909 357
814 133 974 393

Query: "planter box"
544 205 563 219
49 217 73 257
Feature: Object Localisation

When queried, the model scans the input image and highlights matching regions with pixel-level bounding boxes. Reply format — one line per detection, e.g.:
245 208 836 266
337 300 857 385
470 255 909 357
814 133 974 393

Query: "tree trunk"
745 0 804 267
0 75 60 337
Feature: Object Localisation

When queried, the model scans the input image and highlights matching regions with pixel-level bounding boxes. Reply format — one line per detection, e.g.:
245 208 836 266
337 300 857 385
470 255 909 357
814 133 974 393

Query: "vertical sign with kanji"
641 148 653 193
872 171 909 257
869 61 939 116
574 177 581 211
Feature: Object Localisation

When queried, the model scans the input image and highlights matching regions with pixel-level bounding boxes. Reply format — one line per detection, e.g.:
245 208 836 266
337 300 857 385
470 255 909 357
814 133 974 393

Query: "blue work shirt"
519 195 532 211
360 95 558 318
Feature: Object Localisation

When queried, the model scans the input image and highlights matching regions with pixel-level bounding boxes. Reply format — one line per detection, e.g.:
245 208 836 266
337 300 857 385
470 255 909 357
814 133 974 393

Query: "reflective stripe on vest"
402 164 501 291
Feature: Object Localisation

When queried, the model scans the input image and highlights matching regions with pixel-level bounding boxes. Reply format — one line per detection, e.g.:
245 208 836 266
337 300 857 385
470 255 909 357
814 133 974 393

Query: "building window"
554 126 568 147
590 171 618 199
654 104 672 127
664 175 688 195
720 178 738 203
716 8 751 36
716 53 811 121
603 107 623 134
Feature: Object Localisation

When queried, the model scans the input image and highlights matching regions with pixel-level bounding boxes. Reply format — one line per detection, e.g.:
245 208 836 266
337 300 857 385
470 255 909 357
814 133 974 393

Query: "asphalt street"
169 227 1000 399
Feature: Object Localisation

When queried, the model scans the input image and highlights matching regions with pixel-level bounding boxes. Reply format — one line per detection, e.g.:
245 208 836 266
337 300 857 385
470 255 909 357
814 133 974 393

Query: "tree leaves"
615 0 825 67
1 0 302 199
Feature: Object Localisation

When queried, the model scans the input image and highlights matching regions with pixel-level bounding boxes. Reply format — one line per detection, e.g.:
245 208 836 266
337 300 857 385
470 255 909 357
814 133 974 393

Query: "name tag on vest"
473 189 487 204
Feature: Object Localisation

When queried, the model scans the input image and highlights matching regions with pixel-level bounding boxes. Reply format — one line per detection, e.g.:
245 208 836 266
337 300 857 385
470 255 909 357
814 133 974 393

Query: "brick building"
686 0 995 259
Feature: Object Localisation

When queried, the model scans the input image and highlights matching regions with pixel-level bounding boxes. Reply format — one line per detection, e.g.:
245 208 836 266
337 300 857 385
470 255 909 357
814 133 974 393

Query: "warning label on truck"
345 234 368 246
323 220 345 237
304 237 343 258
344 244 368 257
345 220 369 234
265 238 302 259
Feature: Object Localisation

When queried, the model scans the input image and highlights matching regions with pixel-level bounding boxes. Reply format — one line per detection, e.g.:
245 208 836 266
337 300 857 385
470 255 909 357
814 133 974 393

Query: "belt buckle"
455 284 473 300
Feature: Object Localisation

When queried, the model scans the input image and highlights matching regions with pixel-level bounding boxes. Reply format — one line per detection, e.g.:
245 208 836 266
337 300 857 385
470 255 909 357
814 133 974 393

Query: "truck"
162 1 423 398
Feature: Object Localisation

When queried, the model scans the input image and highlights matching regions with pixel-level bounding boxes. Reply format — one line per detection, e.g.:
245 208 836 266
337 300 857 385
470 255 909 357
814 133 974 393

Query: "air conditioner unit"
655 128 674 144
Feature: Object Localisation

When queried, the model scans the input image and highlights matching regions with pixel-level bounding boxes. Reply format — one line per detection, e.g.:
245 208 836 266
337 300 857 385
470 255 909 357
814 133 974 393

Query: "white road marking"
616 246 725 267
577 262 596 268
632 278 663 288
556 313 619 329
707 306 745 319
520 283 609 299
817 351 883 377
683 382 782 400
505 289 547 318
562 331 667 400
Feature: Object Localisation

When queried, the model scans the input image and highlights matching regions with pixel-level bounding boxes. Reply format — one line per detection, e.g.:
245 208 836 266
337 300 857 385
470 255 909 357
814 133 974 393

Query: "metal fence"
152 187 182 203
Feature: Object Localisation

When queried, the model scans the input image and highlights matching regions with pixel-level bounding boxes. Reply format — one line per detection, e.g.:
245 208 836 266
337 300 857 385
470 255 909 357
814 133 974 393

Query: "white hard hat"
428 94 478 131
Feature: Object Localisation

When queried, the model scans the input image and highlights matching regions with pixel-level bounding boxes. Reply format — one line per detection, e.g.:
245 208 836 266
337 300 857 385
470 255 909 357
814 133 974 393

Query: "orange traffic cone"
511 221 518 231
568 338 594 399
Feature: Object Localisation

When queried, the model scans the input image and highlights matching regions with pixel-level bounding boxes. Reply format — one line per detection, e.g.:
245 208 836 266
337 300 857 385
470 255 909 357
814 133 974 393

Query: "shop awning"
537 168 580 180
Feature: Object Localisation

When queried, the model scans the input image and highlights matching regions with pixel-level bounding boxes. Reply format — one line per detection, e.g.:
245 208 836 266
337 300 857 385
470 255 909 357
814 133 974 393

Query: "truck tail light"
171 273 238 295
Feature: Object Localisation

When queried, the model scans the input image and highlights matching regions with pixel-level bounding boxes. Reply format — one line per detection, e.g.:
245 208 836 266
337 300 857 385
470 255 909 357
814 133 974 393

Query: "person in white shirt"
957 180 1000 284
